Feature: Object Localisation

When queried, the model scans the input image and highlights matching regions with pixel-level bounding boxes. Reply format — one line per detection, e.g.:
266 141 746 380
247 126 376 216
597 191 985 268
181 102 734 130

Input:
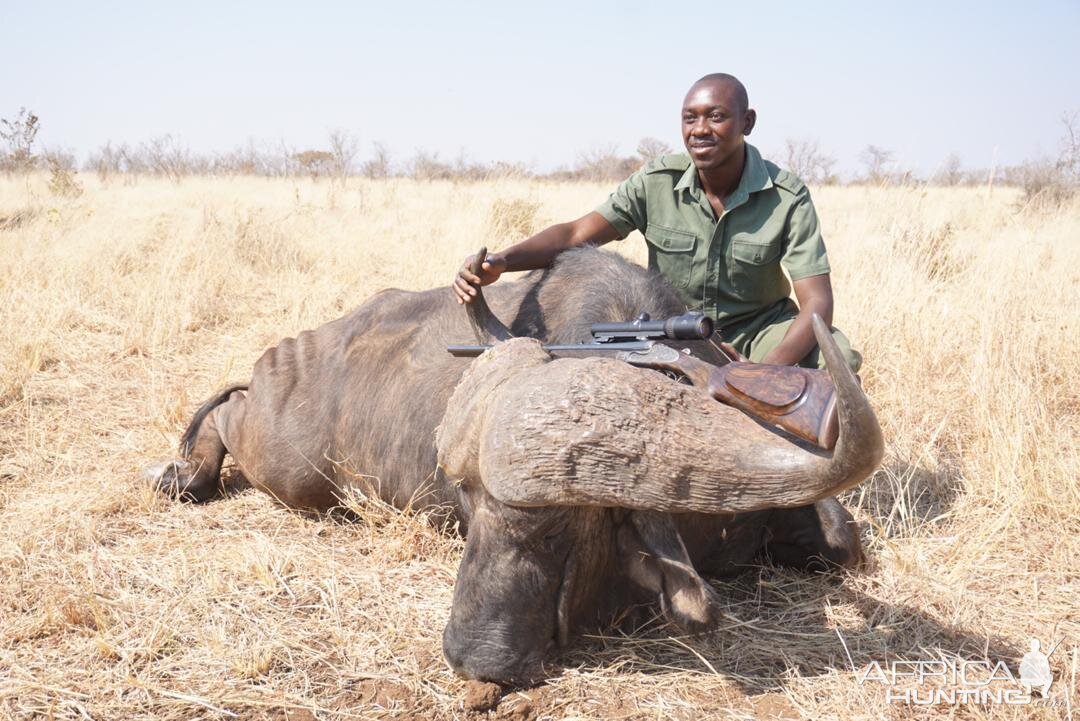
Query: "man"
452 73 860 372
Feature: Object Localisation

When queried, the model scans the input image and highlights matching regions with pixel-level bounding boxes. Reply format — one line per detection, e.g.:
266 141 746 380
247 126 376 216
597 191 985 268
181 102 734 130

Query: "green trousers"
717 299 862 373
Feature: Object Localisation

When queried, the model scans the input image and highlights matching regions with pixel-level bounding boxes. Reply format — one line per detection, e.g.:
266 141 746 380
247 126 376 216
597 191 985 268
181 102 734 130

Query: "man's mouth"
688 141 716 149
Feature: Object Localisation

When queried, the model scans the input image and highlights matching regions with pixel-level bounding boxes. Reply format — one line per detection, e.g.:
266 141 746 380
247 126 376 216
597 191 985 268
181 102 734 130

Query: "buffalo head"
435 261 883 684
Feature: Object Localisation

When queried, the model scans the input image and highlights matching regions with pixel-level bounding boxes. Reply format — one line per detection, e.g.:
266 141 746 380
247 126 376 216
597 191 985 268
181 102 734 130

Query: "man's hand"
450 212 621 304
718 341 749 363
453 252 507 304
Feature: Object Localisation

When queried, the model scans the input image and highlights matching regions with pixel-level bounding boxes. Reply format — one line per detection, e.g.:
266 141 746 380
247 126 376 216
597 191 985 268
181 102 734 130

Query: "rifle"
448 311 839 450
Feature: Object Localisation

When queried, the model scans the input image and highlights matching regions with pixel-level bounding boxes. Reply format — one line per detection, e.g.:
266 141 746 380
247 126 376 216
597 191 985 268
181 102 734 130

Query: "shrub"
46 152 83 197
1007 159 1074 208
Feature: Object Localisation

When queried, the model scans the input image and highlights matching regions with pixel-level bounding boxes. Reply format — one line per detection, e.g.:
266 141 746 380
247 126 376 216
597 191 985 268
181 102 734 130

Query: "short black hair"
691 73 749 114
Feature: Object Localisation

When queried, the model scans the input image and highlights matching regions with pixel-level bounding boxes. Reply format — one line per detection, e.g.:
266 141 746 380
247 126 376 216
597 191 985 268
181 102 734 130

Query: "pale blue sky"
2 0 1077 176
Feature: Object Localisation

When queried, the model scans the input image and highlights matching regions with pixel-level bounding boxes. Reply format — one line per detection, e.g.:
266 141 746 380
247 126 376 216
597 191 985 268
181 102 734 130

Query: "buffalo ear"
619 512 721 634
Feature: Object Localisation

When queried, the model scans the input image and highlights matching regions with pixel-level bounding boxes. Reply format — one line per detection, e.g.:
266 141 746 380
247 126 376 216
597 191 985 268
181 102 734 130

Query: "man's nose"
690 120 710 136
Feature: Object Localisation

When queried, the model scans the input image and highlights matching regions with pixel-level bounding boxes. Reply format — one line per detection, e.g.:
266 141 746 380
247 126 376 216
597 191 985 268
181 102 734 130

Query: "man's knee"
801 328 862 374
748 320 862 373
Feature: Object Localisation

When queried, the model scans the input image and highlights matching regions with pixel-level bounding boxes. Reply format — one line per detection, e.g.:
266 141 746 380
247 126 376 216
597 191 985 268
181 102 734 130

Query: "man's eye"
710 114 725 122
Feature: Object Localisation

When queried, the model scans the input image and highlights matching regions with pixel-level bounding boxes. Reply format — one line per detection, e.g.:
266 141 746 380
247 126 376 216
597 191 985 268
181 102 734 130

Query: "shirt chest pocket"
645 223 698 289
727 233 784 300
730 234 782 266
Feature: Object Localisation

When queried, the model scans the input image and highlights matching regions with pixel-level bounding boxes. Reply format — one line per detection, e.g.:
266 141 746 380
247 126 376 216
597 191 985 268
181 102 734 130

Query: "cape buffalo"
149 247 882 685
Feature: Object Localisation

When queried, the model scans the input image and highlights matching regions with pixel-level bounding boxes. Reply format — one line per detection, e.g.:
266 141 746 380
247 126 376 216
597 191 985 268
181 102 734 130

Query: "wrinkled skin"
152 248 870 686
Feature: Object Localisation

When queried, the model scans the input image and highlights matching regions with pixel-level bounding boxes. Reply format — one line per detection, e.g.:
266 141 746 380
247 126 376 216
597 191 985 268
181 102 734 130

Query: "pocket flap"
646 224 697 252
731 238 781 265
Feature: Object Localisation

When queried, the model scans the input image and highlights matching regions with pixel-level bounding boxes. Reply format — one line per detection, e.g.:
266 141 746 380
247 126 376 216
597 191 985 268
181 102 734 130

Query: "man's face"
681 81 756 171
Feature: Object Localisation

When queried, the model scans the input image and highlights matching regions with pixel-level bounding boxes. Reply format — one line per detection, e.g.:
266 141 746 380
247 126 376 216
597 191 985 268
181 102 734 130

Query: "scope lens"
666 312 713 339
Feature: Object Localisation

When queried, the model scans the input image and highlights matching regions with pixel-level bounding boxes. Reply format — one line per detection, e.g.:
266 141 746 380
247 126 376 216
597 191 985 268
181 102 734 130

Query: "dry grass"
0 174 1077 720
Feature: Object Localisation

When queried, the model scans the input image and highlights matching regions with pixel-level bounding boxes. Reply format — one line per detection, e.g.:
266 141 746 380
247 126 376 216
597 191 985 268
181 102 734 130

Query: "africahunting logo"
852 636 1066 706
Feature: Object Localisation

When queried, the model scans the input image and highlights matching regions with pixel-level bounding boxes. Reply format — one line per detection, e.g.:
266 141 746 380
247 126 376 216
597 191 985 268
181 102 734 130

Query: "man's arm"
759 273 834 366
452 212 620 304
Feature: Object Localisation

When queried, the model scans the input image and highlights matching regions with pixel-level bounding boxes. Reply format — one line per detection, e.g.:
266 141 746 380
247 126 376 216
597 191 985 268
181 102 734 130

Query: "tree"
636 137 673 163
407 149 453 180
859 145 894 184
1059 110 1079 184
782 138 837 184
574 144 640 182
361 142 392 178
142 135 191 182
1008 111 1080 206
293 150 335 180
0 108 40 174
934 154 964 186
87 141 133 182
327 129 358 185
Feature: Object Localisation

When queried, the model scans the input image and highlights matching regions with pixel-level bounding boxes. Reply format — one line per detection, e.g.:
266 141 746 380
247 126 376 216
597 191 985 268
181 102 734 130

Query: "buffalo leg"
152 388 246 502
761 498 864 571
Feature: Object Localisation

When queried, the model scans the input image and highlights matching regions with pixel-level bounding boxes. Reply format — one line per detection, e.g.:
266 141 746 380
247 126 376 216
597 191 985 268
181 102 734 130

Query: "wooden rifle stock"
448 341 840 450
655 353 839 450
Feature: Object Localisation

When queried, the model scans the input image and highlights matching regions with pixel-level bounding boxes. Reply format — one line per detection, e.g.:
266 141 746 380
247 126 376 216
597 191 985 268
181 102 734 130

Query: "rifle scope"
590 311 714 342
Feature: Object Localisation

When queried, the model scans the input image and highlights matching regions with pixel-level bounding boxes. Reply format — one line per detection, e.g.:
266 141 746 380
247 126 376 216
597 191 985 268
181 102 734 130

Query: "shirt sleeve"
594 168 648 239
781 188 831 280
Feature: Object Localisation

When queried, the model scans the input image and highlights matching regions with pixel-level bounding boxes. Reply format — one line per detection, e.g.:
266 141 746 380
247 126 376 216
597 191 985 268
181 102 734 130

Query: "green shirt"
595 143 831 327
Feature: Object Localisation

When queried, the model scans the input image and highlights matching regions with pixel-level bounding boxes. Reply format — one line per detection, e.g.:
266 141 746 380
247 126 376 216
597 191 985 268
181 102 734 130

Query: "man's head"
681 73 756 171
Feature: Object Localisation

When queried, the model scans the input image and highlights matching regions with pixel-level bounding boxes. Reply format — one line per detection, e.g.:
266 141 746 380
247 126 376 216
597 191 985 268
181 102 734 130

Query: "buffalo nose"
442 626 545 686
442 628 468 676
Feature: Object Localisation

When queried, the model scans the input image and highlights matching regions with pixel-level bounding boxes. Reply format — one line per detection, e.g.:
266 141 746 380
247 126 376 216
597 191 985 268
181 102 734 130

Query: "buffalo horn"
465 246 514 344
460 315 883 513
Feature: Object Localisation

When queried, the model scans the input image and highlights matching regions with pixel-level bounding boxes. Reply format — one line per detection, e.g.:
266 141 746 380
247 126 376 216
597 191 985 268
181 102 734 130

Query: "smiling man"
452 73 860 372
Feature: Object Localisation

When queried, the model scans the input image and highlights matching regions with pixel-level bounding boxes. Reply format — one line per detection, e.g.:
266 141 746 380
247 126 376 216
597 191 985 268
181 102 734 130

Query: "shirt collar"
674 143 773 203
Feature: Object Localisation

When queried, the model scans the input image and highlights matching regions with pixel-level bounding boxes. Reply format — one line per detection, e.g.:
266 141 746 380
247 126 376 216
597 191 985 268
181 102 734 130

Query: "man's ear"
743 108 757 136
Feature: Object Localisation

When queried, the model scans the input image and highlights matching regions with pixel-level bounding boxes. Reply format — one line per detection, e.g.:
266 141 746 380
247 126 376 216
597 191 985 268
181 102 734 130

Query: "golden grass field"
0 174 1077 720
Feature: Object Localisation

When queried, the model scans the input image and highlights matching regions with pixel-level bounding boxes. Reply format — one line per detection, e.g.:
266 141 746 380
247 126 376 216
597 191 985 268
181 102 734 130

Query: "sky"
2 0 1078 177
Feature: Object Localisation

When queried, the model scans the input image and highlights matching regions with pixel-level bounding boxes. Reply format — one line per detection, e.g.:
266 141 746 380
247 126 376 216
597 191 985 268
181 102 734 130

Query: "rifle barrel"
447 341 655 357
